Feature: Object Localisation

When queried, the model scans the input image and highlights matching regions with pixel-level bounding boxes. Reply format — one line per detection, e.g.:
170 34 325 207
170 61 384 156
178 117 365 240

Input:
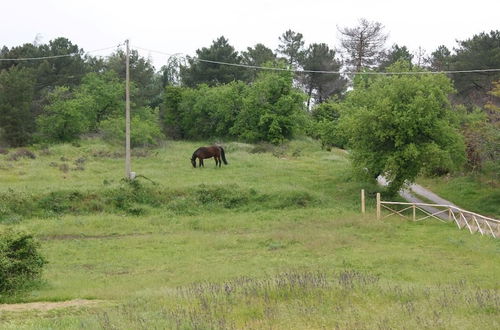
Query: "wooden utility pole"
376 193 381 220
361 189 365 214
125 39 132 179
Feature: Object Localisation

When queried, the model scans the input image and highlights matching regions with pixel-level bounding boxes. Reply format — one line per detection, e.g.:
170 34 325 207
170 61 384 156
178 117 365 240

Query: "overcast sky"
2 0 499 69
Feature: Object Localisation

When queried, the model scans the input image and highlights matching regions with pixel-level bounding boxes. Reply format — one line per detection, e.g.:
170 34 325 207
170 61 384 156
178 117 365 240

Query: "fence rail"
374 192 500 238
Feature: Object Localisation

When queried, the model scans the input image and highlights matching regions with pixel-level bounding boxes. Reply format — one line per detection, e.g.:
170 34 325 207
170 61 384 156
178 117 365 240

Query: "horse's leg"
200 159 204 167
218 156 221 167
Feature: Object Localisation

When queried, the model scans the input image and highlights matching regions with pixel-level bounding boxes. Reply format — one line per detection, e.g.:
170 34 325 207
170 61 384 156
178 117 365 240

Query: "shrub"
100 107 164 147
308 101 347 150
231 70 306 144
37 87 90 142
0 229 46 295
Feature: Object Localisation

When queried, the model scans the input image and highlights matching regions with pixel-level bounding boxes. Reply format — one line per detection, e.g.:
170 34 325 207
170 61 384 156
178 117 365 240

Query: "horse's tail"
220 146 228 165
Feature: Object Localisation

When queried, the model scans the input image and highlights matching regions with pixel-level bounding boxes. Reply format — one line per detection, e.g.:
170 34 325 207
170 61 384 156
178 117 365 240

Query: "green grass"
0 138 498 329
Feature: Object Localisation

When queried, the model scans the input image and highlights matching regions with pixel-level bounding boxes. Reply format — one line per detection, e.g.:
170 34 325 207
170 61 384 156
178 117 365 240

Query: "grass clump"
6 149 36 161
0 179 321 222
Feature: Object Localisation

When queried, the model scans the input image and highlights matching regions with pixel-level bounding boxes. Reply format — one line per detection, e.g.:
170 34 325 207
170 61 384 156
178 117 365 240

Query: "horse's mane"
191 149 199 160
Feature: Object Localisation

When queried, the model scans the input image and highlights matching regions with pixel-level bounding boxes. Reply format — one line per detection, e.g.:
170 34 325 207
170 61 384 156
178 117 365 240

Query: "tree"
0 38 92 129
161 85 185 139
428 45 452 71
242 43 277 81
338 18 388 72
309 100 347 150
242 43 277 67
378 44 413 71
36 87 90 142
457 106 498 171
76 71 124 131
0 43 43 72
36 37 87 88
36 71 124 142
0 67 35 147
106 49 160 107
180 36 246 87
450 31 500 106
301 43 346 107
160 55 183 88
339 61 465 194
276 30 305 68
100 106 164 147
231 69 306 144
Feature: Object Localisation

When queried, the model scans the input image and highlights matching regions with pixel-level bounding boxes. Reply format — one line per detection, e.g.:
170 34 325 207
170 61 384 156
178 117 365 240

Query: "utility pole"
125 39 132 179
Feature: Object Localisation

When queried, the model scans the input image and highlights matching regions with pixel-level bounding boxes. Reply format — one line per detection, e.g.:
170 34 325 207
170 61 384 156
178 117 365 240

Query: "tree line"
1 20 499 191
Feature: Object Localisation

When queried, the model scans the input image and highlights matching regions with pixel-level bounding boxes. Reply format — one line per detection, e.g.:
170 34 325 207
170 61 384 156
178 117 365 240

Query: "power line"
2 42 500 76
133 46 180 58
134 45 500 76
0 44 123 62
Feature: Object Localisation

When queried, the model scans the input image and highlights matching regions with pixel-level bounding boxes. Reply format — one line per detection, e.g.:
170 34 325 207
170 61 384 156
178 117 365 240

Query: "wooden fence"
371 192 500 238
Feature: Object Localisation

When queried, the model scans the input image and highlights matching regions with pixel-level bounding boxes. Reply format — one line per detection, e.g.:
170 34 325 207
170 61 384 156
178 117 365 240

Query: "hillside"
0 139 499 329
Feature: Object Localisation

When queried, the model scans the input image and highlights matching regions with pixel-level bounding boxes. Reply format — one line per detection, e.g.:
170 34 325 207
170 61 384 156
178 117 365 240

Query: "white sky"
1 0 499 69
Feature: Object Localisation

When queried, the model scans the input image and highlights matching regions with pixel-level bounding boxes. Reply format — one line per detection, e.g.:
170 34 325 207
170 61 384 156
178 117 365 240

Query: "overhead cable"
134 45 500 75
0 44 123 62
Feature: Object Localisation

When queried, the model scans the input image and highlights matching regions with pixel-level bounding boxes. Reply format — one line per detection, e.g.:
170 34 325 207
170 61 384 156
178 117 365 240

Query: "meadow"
0 139 498 329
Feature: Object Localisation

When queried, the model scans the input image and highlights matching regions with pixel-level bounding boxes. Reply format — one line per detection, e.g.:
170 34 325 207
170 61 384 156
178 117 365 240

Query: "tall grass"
3 270 498 329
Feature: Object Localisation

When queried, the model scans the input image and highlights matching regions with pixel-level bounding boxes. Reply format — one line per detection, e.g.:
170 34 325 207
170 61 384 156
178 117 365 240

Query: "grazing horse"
191 146 228 168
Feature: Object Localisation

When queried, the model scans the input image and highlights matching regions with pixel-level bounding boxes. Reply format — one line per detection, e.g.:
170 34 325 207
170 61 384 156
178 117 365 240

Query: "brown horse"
191 146 228 168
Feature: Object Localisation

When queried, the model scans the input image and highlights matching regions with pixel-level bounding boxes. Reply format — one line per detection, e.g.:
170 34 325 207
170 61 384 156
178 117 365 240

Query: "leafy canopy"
339 61 466 193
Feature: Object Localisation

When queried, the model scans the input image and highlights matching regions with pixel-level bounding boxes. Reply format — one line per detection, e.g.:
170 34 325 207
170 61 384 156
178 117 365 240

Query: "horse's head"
191 157 196 168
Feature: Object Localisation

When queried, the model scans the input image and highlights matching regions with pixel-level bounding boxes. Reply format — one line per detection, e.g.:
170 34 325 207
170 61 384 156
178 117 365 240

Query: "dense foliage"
0 229 46 295
0 67 35 146
100 106 163 147
307 100 346 150
338 62 466 193
162 70 306 144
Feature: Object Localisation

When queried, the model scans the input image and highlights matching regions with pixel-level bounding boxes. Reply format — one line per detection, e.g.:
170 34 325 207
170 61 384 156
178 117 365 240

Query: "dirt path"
377 176 457 220
0 299 103 312
377 178 500 238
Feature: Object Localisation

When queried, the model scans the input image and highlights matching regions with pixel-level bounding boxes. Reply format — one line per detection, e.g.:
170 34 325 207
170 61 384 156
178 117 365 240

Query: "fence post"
361 189 365 214
376 193 381 220
412 204 416 221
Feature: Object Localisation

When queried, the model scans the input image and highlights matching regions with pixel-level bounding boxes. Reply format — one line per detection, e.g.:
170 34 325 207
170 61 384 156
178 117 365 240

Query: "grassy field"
0 139 499 329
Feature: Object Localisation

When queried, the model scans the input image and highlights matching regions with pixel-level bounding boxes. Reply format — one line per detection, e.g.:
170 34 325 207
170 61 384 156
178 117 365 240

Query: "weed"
58 164 69 173
7 149 36 161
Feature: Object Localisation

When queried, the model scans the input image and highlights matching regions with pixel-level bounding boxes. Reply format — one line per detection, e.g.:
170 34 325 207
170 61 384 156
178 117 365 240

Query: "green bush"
163 69 306 144
100 107 164 147
37 87 90 142
0 229 46 295
308 101 347 149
